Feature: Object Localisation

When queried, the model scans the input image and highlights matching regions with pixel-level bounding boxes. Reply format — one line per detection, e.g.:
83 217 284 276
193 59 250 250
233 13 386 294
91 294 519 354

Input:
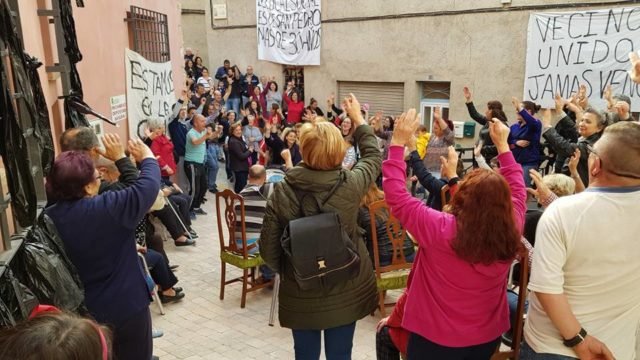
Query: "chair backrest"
493 253 530 360
215 189 249 258
440 184 451 207
367 199 414 278
511 253 529 357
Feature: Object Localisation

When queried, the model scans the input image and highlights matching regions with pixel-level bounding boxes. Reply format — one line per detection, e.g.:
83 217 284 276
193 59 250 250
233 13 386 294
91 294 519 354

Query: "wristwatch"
563 328 587 347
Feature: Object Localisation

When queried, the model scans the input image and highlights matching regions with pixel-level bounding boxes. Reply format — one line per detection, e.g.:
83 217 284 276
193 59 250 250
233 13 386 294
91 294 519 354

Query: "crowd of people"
1 47 639 360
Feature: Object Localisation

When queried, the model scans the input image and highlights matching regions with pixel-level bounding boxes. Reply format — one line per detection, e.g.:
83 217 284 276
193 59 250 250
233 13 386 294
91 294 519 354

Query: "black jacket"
228 136 251 172
98 157 138 193
543 127 602 186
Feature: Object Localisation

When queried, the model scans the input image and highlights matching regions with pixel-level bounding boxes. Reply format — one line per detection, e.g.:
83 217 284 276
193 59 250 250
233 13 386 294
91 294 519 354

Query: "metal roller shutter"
337 81 404 117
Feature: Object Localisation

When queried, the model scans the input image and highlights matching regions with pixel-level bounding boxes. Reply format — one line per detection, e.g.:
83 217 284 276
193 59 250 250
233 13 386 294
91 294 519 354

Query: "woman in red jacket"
149 120 177 181
283 82 304 125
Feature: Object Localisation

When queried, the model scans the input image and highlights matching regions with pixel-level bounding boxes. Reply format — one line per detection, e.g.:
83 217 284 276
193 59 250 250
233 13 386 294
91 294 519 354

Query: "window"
420 81 451 133
126 6 170 62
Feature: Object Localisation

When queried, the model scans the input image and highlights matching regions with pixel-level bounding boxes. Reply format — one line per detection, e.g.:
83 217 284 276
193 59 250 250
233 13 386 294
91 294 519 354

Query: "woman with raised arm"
45 136 161 360
283 82 304 125
422 107 455 179
463 86 510 160
509 97 542 186
382 112 526 359
259 94 381 360
541 107 607 186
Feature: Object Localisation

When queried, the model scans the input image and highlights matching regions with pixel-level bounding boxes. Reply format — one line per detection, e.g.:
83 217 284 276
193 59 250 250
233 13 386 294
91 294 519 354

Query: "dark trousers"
292 321 356 360
168 193 192 228
224 148 233 179
233 171 248 193
152 205 185 240
112 307 152 360
144 248 178 291
146 234 169 264
184 161 207 209
407 332 500 360
376 325 401 360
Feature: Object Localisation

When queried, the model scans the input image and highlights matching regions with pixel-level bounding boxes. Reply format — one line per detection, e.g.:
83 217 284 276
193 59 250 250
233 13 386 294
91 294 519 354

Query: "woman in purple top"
382 111 527 359
45 138 160 360
422 107 455 178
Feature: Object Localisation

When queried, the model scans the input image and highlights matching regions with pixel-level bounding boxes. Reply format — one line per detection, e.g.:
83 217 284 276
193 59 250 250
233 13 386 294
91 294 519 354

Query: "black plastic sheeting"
0 266 38 328
10 213 87 315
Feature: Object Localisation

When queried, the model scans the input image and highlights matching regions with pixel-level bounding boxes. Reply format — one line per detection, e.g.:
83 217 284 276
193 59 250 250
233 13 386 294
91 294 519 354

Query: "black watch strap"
563 328 587 347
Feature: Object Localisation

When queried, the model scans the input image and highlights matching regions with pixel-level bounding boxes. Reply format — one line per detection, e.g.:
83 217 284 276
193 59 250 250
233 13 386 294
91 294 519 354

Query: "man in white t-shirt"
522 122 640 360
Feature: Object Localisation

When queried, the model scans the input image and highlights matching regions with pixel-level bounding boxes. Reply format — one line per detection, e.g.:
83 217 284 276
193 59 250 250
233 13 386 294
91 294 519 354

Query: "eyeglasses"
587 144 640 179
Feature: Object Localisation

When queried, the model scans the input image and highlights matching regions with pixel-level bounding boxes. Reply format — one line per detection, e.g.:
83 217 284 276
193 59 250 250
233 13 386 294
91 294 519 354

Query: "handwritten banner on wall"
125 49 175 139
524 7 640 111
256 0 322 65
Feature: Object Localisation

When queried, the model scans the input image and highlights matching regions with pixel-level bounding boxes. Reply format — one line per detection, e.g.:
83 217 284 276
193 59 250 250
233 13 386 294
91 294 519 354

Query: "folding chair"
216 189 273 308
368 199 414 317
137 252 164 315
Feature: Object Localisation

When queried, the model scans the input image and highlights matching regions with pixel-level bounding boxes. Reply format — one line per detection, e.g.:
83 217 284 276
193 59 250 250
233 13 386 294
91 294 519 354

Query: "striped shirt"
233 183 274 253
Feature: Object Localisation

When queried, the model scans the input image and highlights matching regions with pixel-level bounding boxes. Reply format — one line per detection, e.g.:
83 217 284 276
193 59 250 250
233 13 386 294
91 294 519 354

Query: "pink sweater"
382 145 526 347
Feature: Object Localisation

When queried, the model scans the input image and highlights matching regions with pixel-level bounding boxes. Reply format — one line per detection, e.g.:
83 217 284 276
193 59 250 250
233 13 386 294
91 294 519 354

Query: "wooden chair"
491 254 530 360
367 199 414 317
216 189 272 308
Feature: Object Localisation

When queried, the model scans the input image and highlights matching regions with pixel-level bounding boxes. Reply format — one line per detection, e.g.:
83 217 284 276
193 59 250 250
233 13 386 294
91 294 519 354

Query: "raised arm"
382 109 454 247
490 118 527 231
407 150 444 195
102 140 161 230
343 94 382 197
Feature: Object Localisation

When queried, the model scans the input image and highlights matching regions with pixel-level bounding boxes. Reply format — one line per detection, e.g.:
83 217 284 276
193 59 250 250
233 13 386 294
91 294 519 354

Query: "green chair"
216 189 272 308
368 199 414 317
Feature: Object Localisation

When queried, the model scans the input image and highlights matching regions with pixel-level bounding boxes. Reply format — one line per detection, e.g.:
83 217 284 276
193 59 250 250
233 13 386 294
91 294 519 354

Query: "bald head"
594 121 640 180
60 127 100 160
248 165 266 185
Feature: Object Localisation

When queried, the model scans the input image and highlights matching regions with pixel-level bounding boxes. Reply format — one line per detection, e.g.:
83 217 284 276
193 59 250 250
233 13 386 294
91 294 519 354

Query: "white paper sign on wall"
256 0 322 66
125 49 175 139
110 94 127 123
524 7 640 111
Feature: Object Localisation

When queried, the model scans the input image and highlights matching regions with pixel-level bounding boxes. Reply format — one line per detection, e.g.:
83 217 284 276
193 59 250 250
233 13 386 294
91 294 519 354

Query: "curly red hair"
448 169 521 265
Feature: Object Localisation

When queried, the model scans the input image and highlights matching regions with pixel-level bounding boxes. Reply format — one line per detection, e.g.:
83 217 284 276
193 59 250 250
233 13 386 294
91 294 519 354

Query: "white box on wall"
453 121 464 139
213 4 227 19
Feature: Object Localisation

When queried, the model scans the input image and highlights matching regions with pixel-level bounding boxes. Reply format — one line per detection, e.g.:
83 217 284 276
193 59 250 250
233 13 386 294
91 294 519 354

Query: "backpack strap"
286 171 345 217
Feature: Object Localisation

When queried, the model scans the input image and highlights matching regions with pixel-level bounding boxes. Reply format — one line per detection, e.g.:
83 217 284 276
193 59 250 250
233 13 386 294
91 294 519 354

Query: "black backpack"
280 175 360 291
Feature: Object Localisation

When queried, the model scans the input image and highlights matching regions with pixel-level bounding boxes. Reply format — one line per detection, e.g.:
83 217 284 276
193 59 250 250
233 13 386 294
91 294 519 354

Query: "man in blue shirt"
184 114 215 215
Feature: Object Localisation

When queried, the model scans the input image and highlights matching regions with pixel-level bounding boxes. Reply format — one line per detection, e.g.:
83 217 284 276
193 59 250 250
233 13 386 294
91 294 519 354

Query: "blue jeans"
205 145 219 191
292 322 356 360
520 342 577 359
522 164 537 187
227 97 241 116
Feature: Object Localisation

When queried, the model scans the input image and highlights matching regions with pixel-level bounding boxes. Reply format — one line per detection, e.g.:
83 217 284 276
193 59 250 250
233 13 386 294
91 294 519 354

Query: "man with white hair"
522 122 640 360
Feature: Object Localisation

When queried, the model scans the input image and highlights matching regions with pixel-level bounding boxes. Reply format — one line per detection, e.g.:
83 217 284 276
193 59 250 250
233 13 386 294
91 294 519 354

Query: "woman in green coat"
259 94 381 359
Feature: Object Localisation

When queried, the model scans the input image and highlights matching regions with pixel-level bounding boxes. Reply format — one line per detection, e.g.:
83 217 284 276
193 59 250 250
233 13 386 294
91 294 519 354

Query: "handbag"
280 174 361 291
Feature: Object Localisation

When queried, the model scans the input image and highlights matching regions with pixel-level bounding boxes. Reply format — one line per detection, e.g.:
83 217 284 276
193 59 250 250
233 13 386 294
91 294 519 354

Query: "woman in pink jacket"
382 110 526 359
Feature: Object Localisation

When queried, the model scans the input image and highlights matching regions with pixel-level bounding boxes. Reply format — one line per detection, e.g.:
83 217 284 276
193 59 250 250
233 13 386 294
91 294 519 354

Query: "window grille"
126 6 170 62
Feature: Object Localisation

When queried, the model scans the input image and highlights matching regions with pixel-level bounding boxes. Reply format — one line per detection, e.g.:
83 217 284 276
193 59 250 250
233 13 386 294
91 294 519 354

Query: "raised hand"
433 107 442 122
527 169 551 202
200 97 207 105
629 51 640 84
568 148 581 175
390 109 419 147
343 93 364 127
440 146 459 180
463 86 472 102
99 134 126 161
511 97 522 112
554 93 566 113
127 139 154 163
489 118 511 154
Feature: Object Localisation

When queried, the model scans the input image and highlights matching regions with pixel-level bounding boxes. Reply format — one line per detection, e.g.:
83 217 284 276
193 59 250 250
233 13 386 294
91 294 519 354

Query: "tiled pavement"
151 177 382 360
